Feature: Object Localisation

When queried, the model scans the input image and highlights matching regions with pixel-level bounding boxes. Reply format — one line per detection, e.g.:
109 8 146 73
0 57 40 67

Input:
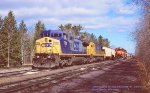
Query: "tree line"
133 0 150 91
58 23 110 47
0 11 45 67
0 11 110 67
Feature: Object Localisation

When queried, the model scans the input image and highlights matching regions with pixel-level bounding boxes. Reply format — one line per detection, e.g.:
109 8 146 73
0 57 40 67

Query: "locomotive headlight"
37 56 40 58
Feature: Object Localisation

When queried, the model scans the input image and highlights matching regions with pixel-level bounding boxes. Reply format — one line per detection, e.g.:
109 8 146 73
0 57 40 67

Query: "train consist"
32 30 127 69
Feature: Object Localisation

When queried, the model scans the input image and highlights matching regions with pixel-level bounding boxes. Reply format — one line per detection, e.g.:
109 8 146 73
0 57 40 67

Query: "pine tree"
0 16 4 66
98 35 104 45
11 30 21 66
90 33 97 43
0 16 3 30
58 24 65 31
33 21 45 45
0 11 20 67
103 39 110 47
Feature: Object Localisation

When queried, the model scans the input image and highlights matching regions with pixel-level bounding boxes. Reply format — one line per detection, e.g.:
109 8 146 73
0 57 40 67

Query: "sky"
0 0 141 53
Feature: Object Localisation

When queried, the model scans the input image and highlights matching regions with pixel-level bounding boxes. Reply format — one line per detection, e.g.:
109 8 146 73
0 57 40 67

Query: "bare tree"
133 0 150 89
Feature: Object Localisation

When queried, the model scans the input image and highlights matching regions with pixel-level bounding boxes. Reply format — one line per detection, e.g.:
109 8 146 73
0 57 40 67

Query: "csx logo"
74 42 79 50
41 43 51 47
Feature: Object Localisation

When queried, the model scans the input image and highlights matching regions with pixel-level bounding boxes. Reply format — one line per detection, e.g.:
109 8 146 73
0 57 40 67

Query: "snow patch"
23 71 38 75
80 67 86 70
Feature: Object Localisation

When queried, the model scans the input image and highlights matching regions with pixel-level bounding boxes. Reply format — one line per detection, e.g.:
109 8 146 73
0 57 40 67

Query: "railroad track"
0 69 34 78
0 60 117 93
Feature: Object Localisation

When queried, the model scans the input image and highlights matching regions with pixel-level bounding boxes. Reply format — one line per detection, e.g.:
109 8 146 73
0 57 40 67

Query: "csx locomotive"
32 30 117 69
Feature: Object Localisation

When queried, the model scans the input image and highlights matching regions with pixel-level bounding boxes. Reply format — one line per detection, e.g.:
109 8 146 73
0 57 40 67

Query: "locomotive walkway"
48 59 149 93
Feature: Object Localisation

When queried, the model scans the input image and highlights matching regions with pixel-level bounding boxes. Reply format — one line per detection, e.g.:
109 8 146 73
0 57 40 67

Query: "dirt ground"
0 67 31 73
47 60 149 93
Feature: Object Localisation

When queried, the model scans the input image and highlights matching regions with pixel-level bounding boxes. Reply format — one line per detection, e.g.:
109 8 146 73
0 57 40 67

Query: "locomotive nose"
34 37 61 54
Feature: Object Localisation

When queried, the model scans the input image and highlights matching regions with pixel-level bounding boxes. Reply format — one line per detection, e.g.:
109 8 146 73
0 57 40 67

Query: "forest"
0 11 110 67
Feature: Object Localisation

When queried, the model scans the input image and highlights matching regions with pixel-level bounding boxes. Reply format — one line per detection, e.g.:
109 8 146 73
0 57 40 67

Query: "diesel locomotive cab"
32 30 63 68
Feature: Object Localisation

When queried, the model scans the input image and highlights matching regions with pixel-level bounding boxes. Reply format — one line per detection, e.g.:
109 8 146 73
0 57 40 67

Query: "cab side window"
51 33 62 37
54 33 58 37
59 33 62 37
51 33 54 37
44 33 49 37
63 33 68 40
70 36 74 40
41 33 44 37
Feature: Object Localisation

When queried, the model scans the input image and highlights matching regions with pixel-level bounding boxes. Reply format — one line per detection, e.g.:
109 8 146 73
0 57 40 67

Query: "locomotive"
115 47 127 59
32 30 116 69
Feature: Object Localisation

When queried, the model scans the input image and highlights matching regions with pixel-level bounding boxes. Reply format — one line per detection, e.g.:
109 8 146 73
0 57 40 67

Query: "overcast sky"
0 0 141 53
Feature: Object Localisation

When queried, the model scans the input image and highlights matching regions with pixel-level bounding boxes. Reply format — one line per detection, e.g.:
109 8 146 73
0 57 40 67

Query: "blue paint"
60 39 71 53
96 44 102 51
73 42 79 50
40 30 85 54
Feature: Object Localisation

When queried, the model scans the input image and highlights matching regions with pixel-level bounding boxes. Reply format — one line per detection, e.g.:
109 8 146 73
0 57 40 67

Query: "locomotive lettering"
74 42 79 50
41 43 51 47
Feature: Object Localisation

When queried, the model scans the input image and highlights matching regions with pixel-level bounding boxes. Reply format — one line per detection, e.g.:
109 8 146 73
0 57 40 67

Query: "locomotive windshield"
41 33 50 37
51 33 62 37
63 33 68 40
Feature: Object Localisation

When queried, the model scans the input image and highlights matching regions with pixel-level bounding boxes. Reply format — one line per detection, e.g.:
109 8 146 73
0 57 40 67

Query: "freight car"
102 47 115 60
32 30 106 69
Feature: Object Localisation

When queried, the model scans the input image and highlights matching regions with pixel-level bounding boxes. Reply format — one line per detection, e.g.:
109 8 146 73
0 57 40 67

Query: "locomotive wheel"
59 62 63 68
55 54 60 67
32 65 36 69
88 58 93 63
64 60 69 66
50 61 57 69
59 60 66 67
89 55 94 63
67 59 72 66
83 58 87 64
68 56 75 66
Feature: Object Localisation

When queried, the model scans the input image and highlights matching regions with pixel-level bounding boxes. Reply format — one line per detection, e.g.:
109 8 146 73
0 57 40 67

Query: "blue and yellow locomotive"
32 30 105 69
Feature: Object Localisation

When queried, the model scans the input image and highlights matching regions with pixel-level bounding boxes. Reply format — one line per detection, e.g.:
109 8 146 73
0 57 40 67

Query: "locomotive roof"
40 30 70 36
41 30 64 33
115 47 127 52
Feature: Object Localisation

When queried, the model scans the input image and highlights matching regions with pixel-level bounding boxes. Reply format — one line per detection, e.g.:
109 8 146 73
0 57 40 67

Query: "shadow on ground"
49 60 149 93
